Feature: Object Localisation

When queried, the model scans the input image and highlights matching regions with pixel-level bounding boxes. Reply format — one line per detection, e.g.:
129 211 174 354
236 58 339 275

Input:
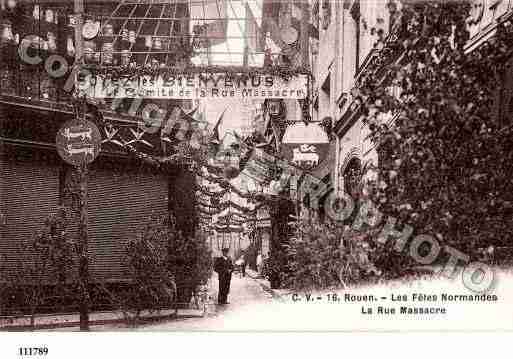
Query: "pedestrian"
256 252 263 276
214 247 234 305
240 252 246 277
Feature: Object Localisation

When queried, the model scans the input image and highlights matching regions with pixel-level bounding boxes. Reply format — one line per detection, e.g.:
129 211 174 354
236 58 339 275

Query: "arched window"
344 157 362 198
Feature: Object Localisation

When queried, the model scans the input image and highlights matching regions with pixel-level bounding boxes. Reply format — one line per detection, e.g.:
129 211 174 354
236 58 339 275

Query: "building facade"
310 0 392 197
0 0 193 282
311 0 513 202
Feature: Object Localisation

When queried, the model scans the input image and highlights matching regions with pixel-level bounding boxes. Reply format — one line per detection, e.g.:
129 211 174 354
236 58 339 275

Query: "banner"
83 73 308 99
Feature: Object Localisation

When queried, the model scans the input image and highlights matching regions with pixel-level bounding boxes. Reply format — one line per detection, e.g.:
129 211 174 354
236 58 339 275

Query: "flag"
244 2 265 67
210 107 227 146
190 0 228 47
290 2 319 40
261 0 318 51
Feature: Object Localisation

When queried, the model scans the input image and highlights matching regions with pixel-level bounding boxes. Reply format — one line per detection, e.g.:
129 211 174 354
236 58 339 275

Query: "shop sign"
56 119 101 166
281 122 329 171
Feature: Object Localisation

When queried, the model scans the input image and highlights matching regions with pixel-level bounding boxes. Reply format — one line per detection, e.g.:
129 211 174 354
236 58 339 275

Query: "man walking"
214 247 234 304
256 252 263 276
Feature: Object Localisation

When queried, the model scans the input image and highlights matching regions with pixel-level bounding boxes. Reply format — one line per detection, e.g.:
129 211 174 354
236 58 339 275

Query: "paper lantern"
145 35 152 48
83 40 96 61
33 5 40 20
128 30 136 44
267 99 285 118
0 20 14 44
153 36 162 50
44 9 54 23
47 32 57 52
101 42 114 64
121 49 130 66
66 37 75 57
103 24 114 37
121 28 129 42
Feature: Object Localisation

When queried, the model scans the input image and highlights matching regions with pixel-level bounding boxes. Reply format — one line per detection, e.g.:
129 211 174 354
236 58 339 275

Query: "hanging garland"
196 200 254 213
195 186 229 199
83 64 310 81
197 172 257 200
215 216 251 225
197 206 225 216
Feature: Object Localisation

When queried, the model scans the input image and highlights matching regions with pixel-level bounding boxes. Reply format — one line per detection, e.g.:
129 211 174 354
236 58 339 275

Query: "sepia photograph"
0 0 512 347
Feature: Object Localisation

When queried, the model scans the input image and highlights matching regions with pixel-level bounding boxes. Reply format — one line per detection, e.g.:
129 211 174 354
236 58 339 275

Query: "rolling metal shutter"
87 164 168 283
0 154 60 277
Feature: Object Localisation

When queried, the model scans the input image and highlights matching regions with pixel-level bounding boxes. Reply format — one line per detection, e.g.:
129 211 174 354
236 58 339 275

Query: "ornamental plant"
0 207 77 326
115 215 176 324
282 219 381 290
167 222 213 305
356 1 513 264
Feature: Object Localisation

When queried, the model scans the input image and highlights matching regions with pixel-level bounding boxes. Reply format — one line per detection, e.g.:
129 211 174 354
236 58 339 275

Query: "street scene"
1 0 513 333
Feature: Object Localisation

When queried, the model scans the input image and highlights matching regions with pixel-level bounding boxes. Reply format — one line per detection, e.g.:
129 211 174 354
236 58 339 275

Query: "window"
322 0 331 30
351 1 361 72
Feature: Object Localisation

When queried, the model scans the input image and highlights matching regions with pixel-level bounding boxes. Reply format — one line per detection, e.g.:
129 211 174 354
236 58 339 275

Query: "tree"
357 1 513 266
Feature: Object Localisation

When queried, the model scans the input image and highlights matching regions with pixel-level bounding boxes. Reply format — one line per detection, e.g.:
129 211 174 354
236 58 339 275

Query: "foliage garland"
83 64 310 81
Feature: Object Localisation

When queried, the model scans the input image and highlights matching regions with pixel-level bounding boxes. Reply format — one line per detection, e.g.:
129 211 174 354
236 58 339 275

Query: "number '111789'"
18 347 48 356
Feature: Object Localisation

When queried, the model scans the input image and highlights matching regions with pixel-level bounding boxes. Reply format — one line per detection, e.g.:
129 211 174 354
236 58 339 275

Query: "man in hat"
214 247 234 304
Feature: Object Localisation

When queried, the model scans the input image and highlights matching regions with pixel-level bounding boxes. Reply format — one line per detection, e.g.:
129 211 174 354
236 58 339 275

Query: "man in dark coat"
214 247 234 304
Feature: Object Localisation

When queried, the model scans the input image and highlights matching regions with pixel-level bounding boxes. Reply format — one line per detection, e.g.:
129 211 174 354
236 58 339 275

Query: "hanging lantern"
103 24 114 37
121 27 129 42
128 30 136 44
47 32 57 52
0 69 13 95
266 99 285 118
144 35 152 48
40 77 51 99
101 42 114 64
0 20 14 44
153 36 162 50
151 57 159 69
161 38 169 51
44 9 54 23
33 5 40 20
121 49 130 66
83 40 96 61
6 0 16 10
66 36 75 57
220 150 241 180
83 19 100 40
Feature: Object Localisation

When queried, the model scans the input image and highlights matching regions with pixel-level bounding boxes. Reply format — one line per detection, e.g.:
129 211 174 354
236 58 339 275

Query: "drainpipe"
333 1 343 195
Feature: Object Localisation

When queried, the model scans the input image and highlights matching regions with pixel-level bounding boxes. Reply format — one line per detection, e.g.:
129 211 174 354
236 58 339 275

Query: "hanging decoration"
82 19 100 40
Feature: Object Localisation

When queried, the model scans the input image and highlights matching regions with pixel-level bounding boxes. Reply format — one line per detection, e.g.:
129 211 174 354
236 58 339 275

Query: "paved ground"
92 272 276 331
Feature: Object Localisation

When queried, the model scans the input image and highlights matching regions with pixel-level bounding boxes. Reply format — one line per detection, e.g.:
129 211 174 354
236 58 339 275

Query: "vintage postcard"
0 0 512 342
